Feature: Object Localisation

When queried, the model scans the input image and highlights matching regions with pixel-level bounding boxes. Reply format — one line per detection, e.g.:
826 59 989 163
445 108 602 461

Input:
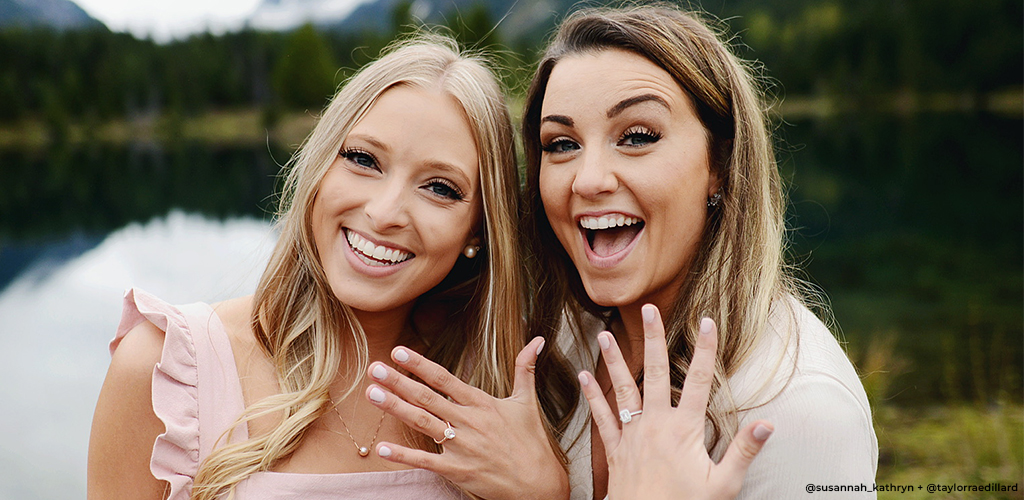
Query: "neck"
614 295 677 372
351 303 416 362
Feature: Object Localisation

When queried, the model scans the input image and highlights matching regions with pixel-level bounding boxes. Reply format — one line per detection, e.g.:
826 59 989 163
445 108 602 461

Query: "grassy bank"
875 404 1023 499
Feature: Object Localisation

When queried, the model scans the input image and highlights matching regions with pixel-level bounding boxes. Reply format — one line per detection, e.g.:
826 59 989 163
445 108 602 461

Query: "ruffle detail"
111 288 200 499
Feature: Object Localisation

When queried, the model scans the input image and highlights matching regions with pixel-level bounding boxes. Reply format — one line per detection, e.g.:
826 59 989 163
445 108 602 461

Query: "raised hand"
364 337 569 500
579 304 773 500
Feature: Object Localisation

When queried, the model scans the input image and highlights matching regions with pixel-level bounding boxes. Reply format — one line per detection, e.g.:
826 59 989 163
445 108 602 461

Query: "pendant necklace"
329 400 386 457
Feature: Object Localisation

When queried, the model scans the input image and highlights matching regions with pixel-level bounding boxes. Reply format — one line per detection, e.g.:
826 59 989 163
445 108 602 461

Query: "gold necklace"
329 401 386 457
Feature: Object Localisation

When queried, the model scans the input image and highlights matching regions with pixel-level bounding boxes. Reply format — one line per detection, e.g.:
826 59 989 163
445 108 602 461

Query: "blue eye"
425 179 464 201
618 127 662 147
340 148 379 170
541 139 580 153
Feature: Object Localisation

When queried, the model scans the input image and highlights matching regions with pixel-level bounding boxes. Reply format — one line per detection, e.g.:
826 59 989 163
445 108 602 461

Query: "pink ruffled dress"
110 288 466 499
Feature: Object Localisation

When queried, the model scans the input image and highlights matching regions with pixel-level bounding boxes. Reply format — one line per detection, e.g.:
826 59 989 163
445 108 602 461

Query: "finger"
713 420 773 488
641 304 671 410
368 361 459 420
511 336 545 401
677 318 718 423
365 384 452 444
598 331 643 419
375 441 454 476
578 370 621 448
392 346 486 405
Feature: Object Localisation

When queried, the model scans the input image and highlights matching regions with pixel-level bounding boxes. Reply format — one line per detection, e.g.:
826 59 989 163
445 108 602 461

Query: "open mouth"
578 214 645 258
345 229 414 267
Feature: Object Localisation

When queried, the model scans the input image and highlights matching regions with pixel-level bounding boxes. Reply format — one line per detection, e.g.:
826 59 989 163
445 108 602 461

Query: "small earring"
707 189 723 208
463 245 480 259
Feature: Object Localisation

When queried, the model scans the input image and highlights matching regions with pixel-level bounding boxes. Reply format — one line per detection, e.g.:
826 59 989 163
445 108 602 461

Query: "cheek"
538 167 569 220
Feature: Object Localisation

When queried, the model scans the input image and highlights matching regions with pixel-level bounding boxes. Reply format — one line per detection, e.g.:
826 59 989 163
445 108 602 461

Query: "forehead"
541 49 686 115
350 84 479 174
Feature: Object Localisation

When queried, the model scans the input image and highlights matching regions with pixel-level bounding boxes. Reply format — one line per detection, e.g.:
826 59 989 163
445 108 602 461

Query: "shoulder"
89 319 170 499
212 294 257 350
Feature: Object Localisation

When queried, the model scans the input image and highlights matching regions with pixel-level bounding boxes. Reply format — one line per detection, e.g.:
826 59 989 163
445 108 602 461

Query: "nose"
363 176 411 231
571 149 618 198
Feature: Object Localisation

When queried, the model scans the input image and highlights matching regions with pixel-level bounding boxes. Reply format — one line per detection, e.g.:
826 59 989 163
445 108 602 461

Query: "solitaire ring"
619 409 643 424
433 421 456 444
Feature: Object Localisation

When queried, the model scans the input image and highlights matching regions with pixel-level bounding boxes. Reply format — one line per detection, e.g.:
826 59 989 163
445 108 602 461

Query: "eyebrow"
424 160 473 190
607 94 670 118
540 115 574 127
345 134 391 154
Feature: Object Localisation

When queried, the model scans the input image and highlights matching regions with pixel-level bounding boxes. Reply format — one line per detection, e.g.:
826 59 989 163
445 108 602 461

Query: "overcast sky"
71 0 292 41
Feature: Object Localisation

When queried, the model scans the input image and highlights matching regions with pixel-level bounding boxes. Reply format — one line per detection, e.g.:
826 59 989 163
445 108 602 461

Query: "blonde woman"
87 35 567 500
522 5 878 499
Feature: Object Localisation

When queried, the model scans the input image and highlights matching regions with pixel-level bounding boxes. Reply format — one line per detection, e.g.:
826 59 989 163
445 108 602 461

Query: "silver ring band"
619 409 643 424
433 421 456 444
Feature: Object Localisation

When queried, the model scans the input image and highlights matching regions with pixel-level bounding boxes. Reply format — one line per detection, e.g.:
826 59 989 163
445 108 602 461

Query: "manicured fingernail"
753 424 773 441
577 372 589 387
368 386 386 403
700 317 714 336
598 332 610 350
393 348 410 363
378 445 392 457
536 338 545 355
371 364 387 381
642 304 655 324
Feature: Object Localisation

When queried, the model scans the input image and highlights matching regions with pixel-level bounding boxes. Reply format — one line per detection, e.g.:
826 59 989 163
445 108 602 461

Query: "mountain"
0 0 104 30
246 0 578 46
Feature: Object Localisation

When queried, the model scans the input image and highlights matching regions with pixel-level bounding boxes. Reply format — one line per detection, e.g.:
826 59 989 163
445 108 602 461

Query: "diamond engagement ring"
434 421 456 444
619 409 643 424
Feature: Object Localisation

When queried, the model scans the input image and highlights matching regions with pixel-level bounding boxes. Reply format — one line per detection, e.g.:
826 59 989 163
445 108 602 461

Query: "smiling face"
311 84 481 316
538 49 718 312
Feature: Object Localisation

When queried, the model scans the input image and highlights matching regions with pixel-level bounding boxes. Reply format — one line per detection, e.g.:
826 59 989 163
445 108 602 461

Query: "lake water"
0 114 1020 498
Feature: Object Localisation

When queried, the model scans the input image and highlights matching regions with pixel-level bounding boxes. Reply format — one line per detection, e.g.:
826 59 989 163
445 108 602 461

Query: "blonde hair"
192 33 525 499
523 5 802 453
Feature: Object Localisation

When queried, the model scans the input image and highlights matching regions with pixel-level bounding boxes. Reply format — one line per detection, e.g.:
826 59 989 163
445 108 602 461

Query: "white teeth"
346 230 412 264
579 214 642 230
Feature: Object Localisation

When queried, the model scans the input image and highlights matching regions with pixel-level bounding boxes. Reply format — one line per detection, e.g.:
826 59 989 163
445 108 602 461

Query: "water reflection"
0 212 274 499
0 112 1019 497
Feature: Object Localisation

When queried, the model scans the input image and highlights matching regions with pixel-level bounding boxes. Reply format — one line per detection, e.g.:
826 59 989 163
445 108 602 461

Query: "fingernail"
598 332 610 350
642 304 655 324
378 445 392 457
371 364 388 381
394 348 410 363
577 372 589 387
368 387 386 403
753 424 773 441
536 338 545 355
700 317 714 336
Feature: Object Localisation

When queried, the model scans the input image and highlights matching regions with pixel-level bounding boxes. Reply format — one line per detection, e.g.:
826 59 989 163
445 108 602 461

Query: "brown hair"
524 4 799 453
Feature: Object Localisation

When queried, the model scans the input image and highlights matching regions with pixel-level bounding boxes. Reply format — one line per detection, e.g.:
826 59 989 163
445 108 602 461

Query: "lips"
345 229 414 266
577 213 645 259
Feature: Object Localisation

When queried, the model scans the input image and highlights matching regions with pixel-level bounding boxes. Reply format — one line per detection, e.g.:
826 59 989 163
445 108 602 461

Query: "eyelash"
541 138 580 153
424 178 465 201
618 126 662 147
340 147 379 170
341 148 464 201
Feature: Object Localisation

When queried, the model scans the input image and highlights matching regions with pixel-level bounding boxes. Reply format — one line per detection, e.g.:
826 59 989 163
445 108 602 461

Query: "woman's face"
312 85 481 315
538 49 718 312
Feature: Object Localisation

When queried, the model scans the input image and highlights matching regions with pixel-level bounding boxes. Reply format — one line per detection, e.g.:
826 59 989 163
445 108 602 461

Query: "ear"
707 173 723 198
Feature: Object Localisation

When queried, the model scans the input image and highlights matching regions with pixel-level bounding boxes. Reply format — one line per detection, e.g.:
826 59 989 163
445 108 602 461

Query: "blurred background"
0 0 1020 498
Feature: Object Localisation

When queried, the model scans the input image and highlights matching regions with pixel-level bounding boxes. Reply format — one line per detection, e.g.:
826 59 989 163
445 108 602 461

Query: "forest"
0 0 1019 132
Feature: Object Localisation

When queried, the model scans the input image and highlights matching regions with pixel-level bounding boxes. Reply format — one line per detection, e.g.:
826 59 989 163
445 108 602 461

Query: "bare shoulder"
88 320 168 500
211 295 281 436
212 295 257 348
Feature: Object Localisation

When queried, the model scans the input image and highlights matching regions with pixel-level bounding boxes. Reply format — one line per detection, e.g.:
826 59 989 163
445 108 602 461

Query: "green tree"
271 24 339 109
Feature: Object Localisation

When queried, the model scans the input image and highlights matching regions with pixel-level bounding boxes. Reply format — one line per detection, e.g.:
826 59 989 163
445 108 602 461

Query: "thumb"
511 336 545 401
714 420 773 485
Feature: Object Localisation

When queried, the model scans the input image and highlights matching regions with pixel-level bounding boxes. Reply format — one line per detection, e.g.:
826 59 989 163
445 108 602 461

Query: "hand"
364 337 569 500
579 305 773 500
